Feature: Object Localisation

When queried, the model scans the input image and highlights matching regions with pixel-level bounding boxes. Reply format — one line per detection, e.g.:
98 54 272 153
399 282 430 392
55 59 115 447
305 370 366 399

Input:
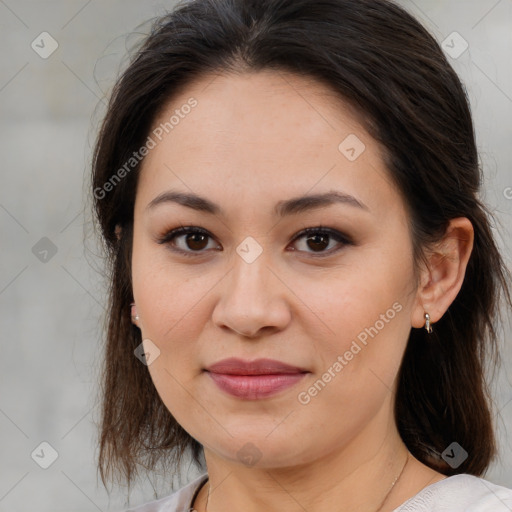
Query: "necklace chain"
374 452 410 512
201 452 410 512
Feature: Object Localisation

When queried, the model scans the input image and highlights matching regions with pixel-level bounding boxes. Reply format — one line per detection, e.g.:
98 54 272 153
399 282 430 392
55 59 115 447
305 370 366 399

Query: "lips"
204 358 309 400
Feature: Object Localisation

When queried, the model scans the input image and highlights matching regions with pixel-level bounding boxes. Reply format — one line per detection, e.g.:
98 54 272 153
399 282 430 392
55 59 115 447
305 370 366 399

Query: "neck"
193 402 416 512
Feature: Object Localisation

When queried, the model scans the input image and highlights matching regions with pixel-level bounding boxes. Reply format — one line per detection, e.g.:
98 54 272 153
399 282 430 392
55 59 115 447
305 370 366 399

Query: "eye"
156 225 352 258
156 226 219 257
289 226 352 256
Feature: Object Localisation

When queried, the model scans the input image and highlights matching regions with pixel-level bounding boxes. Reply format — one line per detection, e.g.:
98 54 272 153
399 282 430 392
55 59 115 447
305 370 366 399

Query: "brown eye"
184 232 209 251
157 226 219 257
290 227 352 256
305 233 330 252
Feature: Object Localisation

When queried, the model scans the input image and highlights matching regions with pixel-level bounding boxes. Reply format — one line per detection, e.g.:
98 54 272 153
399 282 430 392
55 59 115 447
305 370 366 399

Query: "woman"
91 0 512 510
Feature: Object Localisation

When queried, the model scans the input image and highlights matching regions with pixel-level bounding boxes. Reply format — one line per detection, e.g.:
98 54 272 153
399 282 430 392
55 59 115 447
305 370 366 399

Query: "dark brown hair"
91 0 512 491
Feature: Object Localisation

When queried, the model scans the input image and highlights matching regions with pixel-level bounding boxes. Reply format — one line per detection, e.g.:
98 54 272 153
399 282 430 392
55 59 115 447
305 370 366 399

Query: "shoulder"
394 474 512 512
117 473 208 512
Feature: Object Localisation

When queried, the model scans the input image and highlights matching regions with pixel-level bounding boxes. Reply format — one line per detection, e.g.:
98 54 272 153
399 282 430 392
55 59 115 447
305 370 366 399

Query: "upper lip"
205 357 309 375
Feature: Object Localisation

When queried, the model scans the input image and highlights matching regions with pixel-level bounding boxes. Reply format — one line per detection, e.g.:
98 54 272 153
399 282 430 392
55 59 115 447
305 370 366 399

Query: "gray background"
1 1 511 511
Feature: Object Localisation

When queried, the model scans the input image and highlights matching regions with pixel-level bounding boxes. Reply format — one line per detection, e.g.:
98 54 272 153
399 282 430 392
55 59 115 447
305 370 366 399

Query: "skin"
128 70 474 512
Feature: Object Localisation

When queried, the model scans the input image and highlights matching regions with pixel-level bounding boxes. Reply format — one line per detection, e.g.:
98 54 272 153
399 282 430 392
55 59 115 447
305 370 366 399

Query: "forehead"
150 69 369 151
135 70 398 218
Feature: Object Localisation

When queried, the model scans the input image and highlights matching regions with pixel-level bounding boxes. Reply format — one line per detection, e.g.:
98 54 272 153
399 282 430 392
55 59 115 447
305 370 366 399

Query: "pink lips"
204 357 309 400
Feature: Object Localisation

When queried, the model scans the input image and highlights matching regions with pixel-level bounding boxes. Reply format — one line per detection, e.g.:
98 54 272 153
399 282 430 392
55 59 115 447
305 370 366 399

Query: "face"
131 70 419 468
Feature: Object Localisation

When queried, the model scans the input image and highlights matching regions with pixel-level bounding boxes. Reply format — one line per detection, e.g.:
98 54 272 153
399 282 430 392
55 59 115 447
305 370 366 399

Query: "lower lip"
206 371 308 400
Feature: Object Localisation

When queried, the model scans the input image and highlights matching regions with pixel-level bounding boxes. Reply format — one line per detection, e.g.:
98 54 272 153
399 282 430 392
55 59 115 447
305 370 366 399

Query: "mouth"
204 357 310 400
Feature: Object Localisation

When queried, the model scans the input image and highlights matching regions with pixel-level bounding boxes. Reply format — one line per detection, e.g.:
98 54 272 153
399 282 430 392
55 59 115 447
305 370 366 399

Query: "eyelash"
156 225 353 258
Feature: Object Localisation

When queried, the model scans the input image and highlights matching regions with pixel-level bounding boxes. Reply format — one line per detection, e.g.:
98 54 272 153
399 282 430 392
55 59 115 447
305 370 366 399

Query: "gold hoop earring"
424 312 433 334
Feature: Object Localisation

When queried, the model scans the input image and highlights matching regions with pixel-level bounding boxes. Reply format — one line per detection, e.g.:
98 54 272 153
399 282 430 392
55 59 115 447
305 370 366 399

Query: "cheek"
133 266 206 368
131 243 190 372
289 277 410 444
132 237 204 338
132 261 209 421
298 241 414 384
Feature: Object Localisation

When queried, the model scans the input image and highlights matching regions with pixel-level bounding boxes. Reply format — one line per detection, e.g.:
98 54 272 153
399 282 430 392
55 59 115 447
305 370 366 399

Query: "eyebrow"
145 189 370 217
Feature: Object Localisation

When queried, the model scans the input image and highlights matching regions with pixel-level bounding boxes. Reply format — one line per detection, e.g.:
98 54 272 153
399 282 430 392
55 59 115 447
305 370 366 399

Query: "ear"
411 217 474 330
115 224 122 241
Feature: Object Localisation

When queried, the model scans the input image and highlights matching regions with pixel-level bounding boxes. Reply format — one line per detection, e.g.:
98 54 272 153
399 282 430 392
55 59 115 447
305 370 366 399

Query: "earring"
130 302 139 323
424 312 433 334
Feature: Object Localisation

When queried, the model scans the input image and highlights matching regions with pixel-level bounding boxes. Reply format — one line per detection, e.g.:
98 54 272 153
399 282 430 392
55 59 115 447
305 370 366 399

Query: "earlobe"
115 224 122 241
410 217 474 330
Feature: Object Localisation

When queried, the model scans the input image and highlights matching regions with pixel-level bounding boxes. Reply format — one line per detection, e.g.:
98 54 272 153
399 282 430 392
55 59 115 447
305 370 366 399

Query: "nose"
211 251 291 338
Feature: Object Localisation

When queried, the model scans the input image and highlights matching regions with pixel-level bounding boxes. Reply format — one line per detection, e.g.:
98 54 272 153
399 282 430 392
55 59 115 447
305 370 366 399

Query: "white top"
120 472 512 512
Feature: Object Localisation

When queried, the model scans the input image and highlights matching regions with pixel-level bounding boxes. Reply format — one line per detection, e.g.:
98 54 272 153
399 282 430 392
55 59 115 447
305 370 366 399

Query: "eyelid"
156 225 353 257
